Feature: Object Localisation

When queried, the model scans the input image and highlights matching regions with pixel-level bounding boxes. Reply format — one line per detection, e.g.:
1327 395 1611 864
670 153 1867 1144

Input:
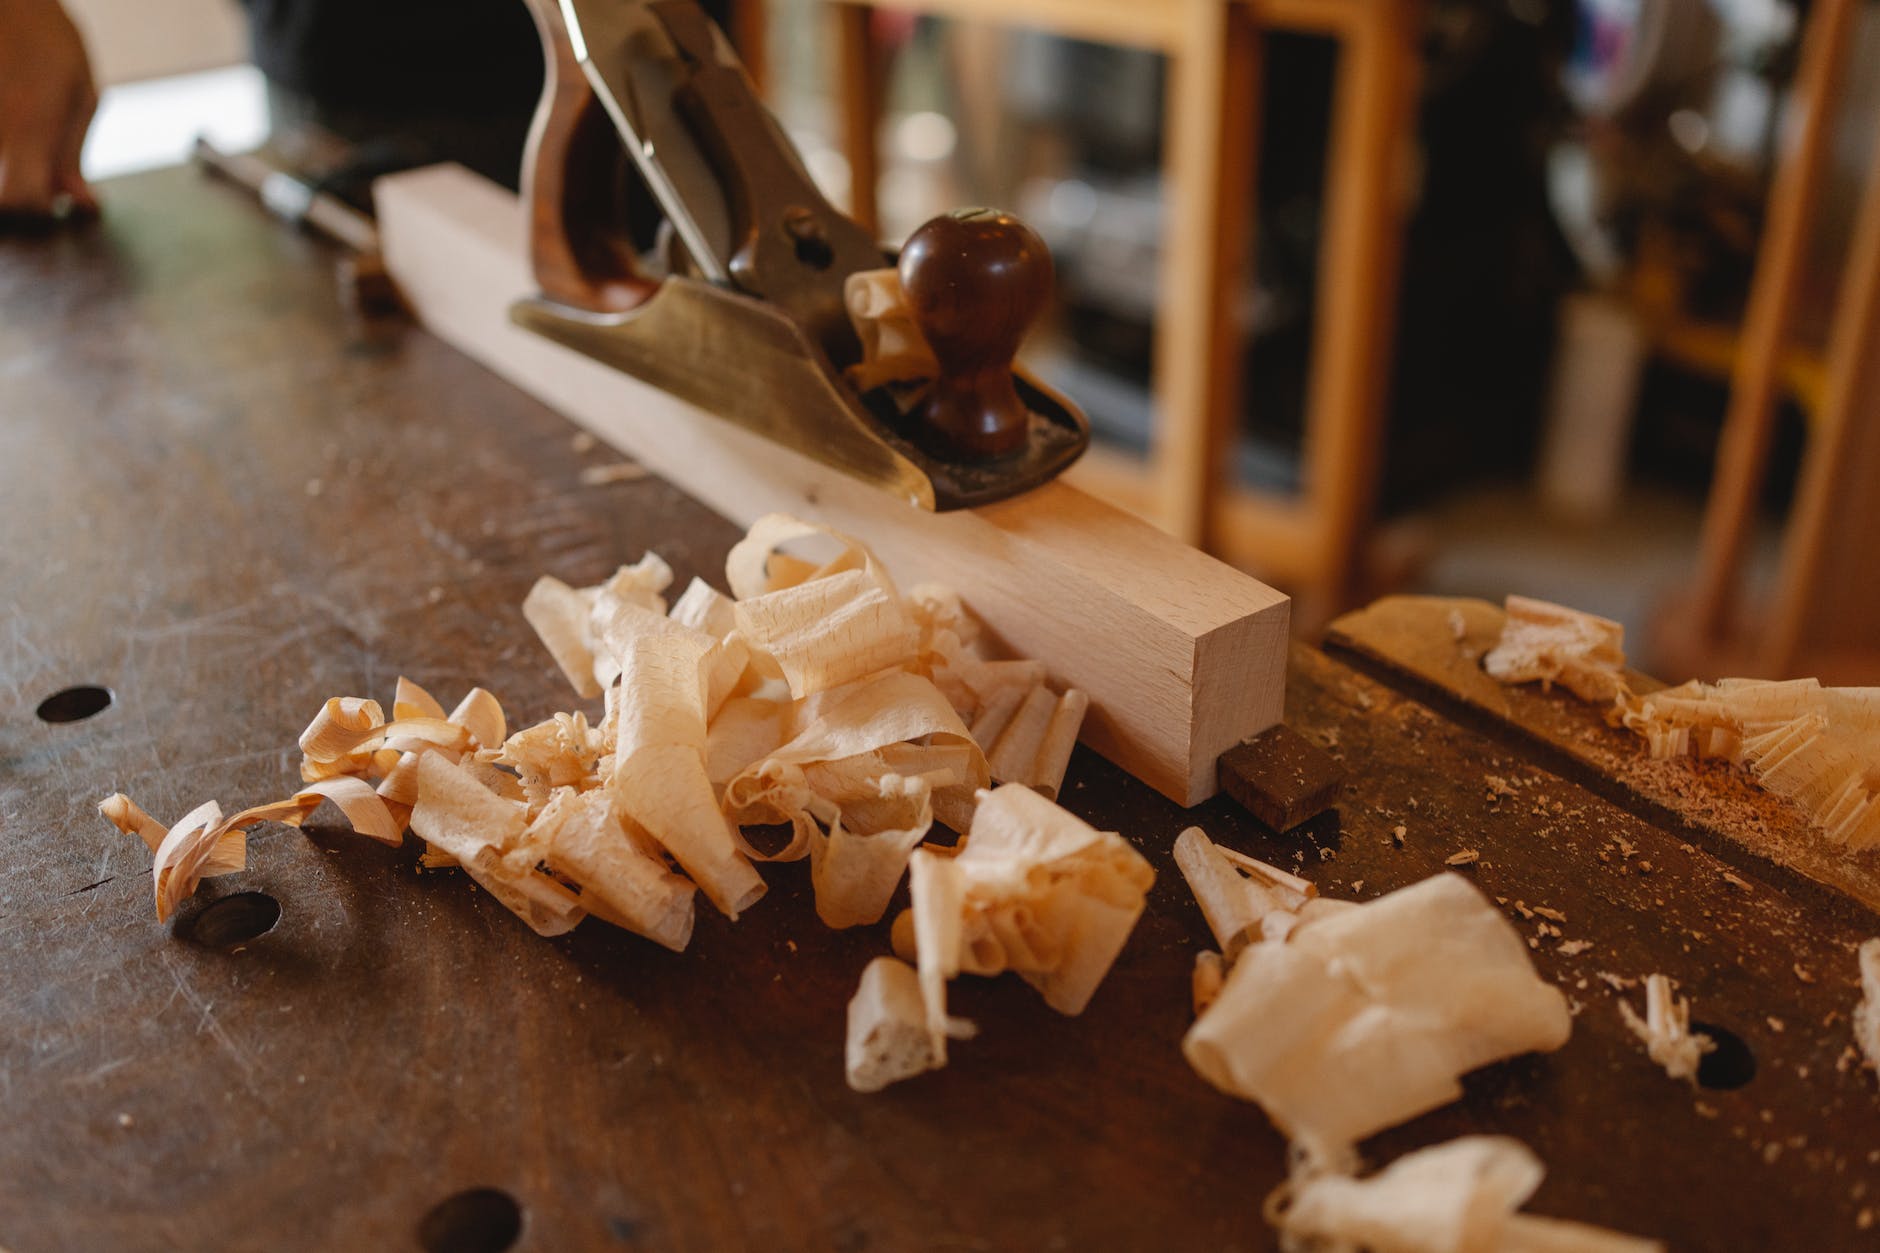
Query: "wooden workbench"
3 167 1877 1252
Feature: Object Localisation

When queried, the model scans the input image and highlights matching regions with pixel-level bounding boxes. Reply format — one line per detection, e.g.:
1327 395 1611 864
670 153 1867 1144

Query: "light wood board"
374 162 1289 806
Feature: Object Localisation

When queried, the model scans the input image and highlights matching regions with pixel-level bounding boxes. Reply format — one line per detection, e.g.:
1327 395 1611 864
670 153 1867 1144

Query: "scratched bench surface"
3 167 1876 1253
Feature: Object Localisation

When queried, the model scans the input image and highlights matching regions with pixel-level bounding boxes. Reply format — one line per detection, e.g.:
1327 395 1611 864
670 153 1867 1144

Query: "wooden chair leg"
834 3 883 234
1761 114 1880 675
1151 0 1260 549
1296 0 1419 615
733 0 770 97
1688 0 1857 645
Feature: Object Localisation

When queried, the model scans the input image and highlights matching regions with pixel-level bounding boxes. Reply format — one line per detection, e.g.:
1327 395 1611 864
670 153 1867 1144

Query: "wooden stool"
1658 0 1880 682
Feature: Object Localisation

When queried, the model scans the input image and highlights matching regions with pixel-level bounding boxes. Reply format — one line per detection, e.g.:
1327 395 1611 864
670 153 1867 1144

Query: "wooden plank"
373 162 1290 806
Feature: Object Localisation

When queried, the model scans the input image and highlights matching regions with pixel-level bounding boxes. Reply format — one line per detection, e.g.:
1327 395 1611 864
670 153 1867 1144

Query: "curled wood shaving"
521 553 674 698
728 515 918 698
102 775 405 919
1173 826 1315 958
606 625 765 919
1617 678 1880 851
1272 1136 1663 1252
1192 950 1228 1015
844 955 976 1092
980 684 1088 802
811 779 936 930
1183 873 1572 1155
1857 940 1880 1077
530 785 695 950
100 793 317 921
1617 973 1713 1083
494 711 603 813
877 784 1156 1087
723 670 985 859
1483 595 1628 704
843 268 938 392
409 752 584 937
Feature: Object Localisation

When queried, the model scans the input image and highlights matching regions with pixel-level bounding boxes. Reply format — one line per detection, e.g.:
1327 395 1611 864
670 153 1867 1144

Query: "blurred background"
65 0 1880 682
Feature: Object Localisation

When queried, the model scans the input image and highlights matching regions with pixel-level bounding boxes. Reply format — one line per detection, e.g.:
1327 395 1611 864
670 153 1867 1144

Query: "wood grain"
374 162 1291 806
3 167 1879 1253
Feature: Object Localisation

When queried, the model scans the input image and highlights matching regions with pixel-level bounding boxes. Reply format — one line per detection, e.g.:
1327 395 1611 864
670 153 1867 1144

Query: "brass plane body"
512 0 1088 511
511 277 1089 510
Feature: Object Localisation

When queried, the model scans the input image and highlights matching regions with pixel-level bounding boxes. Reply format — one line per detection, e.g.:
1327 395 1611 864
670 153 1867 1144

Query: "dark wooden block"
1218 722 1345 832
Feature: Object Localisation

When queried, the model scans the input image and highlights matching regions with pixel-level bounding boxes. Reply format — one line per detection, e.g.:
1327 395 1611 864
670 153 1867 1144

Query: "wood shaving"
842 268 937 392
1183 873 1571 1155
520 552 675 698
577 460 649 486
100 794 312 921
99 778 406 920
1482 595 1629 703
868 783 1155 1089
408 752 585 937
979 683 1088 803
1855 940 1880 1076
1172 826 1314 958
1192 950 1228 1015
1616 677 1880 852
843 955 975 1092
1618 974 1714 1083
1272 1136 1662 1252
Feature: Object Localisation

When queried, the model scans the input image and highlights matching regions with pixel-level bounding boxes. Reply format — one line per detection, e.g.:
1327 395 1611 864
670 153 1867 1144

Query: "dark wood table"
4 166 1877 1253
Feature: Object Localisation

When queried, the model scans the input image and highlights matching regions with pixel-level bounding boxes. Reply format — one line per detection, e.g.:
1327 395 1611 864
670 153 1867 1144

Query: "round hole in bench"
178 892 281 948
36 685 113 723
419 1188 523 1253
1691 1021 1756 1090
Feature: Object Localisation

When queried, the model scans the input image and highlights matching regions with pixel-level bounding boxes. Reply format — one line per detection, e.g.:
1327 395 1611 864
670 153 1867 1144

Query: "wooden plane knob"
899 208 1053 459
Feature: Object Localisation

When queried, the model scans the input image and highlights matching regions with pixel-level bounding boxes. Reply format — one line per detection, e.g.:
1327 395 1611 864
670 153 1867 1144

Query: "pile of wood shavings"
98 513 1149 1089
1616 678 1880 853
1173 827 1659 1251
1480 596 1880 857
1483 595 1628 703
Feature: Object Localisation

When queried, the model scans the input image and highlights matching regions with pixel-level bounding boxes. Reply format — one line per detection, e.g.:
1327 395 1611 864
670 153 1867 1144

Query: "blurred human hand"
0 0 98 218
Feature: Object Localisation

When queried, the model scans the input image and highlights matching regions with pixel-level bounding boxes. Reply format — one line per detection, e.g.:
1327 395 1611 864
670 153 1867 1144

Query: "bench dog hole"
179 892 281 948
419 1188 523 1253
36 685 113 723
1691 1021 1756 1090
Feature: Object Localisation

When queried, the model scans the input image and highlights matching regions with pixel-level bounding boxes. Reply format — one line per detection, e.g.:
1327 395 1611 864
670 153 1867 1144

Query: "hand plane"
513 0 1090 510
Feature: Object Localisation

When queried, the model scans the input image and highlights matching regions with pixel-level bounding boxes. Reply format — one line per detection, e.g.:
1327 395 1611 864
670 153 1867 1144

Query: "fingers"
53 81 98 214
0 94 61 214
